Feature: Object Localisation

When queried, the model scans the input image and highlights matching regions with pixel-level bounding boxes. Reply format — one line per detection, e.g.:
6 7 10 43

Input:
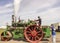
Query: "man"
51 24 56 43
35 16 41 26
38 16 41 26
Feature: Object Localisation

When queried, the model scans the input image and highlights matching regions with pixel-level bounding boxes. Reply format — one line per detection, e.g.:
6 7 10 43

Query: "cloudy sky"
0 0 60 27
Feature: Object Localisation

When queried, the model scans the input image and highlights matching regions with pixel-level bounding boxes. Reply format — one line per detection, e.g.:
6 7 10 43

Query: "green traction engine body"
11 19 36 40
1 15 51 41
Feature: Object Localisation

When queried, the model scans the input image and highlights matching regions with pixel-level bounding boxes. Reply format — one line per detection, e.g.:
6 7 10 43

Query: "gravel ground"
56 33 60 43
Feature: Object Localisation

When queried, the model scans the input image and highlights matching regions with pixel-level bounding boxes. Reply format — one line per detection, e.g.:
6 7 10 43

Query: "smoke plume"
14 0 22 16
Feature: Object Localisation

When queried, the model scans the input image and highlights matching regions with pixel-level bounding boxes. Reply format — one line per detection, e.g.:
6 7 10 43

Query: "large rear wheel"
24 25 43 43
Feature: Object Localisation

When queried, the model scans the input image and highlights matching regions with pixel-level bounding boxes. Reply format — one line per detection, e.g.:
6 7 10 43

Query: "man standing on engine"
38 16 41 26
35 16 41 26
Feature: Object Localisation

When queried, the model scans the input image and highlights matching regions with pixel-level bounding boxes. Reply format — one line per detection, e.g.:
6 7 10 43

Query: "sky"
0 0 60 27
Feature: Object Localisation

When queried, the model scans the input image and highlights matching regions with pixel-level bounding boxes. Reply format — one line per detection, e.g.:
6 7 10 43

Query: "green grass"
56 32 60 34
0 29 5 35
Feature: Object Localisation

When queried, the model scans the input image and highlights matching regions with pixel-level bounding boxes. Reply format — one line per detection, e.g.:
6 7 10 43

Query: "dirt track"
0 37 52 43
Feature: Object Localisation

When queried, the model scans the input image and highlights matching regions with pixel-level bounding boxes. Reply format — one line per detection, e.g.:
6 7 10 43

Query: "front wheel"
1 31 12 41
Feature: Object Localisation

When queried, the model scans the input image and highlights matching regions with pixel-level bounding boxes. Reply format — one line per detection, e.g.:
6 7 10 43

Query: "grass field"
0 29 5 35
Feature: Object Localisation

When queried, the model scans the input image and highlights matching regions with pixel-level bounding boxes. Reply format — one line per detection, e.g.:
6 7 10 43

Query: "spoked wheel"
1 31 12 41
24 25 43 43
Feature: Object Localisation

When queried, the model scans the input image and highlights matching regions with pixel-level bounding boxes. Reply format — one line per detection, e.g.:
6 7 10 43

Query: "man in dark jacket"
38 16 41 26
35 16 41 26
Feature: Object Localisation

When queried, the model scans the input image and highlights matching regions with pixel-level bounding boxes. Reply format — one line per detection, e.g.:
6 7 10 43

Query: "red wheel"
24 25 43 43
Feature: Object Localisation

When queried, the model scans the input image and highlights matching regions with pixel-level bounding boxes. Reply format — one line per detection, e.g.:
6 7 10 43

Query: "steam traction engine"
1 15 51 43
